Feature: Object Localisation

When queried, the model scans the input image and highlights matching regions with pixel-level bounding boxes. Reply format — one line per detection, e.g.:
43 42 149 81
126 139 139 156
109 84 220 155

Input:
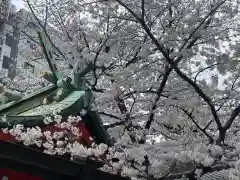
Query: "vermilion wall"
0 169 45 180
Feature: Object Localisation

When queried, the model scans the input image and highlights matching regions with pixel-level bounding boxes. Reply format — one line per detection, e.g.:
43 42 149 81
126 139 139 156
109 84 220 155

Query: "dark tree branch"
115 0 225 135
180 107 214 143
99 112 122 120
114 93 128 114
43 1 48 29
203 120 213 131
124 90 158 97
125 35 148 68
49 0 73 41
91 87 105 93
194 63 221 83
103 121 125 129
141 0 145 20
25 0 67 60
223 104 240 131
216 75 240 112
115 0 142 22
145 66 172 129
179 0 227 51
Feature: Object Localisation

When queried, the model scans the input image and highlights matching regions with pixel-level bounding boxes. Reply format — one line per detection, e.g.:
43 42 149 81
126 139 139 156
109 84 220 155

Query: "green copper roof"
20 91 85 116
0 84 56 110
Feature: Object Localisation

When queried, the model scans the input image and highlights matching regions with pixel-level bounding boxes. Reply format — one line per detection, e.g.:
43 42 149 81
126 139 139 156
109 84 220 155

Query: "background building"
0 2 74 80
0 4 54 79
0 1 19 79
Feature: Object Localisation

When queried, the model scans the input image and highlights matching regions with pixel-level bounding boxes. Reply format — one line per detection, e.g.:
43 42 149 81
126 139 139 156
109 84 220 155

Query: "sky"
12 0 25 10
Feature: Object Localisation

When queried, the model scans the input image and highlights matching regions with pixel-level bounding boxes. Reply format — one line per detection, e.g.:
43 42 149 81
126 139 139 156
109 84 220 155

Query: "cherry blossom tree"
4 0 240 179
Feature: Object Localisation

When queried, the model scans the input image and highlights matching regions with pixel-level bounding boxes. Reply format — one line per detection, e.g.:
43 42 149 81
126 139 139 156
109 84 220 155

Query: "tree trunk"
217 129 226 145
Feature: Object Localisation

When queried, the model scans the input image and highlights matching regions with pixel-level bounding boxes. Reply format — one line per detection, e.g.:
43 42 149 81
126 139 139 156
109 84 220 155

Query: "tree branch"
223 104 240 131
141 0 145 20
99 111 122 120
124 90 158 97
115 0 225 133
43 1 48 29
145 66 172 129
203 120 213 131
179 0 227 51
194 63 221 83
115 0 142 22
103 121 125 129
49 0 73 41
25 0 67 60
180 107 213 143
